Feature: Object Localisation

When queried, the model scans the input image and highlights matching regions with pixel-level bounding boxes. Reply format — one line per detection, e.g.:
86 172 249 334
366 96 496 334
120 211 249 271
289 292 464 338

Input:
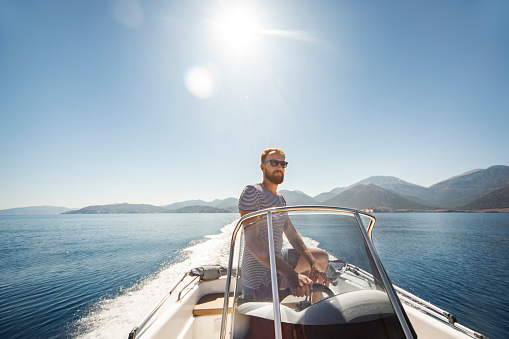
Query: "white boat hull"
135 276 475 339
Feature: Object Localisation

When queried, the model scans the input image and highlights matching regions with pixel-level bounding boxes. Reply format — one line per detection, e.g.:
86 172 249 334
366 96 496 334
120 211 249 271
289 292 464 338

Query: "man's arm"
284 218 328 283
240 211 313 297
241 210 295 277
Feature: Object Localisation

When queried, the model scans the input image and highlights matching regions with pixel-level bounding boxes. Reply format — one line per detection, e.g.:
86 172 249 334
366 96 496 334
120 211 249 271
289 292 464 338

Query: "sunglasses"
262 160 288 168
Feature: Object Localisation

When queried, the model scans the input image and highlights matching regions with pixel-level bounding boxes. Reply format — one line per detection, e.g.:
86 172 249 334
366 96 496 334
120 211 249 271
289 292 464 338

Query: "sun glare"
214 6 261 56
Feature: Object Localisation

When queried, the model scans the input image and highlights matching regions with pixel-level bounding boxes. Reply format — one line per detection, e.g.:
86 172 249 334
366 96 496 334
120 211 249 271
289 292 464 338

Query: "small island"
63 203 236 214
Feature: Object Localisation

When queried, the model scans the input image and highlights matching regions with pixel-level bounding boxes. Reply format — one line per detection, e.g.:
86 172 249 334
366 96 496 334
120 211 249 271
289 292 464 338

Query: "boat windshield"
222 206 416 339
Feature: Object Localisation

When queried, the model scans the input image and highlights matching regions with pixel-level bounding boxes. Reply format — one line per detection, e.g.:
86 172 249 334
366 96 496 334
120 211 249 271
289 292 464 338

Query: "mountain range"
1 165 508 214
0 206 71 215
282 165 509 212
62 203 234 214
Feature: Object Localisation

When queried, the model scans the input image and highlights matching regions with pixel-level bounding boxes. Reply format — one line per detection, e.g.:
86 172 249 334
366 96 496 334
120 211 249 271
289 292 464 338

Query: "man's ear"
260 163 264 171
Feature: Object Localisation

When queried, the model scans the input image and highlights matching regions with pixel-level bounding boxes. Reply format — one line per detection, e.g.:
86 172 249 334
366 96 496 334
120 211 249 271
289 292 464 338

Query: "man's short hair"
261 148 285 163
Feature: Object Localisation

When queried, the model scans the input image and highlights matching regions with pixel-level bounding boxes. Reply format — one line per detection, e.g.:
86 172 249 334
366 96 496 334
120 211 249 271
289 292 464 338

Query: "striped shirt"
238 183 288 289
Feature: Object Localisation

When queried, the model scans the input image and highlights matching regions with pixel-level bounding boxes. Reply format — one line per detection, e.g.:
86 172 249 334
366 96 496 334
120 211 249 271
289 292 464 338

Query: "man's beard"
265 169 284 185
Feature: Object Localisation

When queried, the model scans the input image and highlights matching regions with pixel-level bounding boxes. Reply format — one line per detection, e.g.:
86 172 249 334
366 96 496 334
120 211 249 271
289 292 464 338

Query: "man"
238 148 329 302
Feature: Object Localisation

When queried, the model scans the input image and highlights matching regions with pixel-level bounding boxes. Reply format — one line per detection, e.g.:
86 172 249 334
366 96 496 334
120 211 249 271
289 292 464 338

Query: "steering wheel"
279 283 334 304
310 282 334 298
294 283 334 311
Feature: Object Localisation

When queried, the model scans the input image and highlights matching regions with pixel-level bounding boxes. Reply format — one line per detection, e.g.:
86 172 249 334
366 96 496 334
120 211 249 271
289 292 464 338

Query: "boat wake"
70 219 323 339
71 220 238 339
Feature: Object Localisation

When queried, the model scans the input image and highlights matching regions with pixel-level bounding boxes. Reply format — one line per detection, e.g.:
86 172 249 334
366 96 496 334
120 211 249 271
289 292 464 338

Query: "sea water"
0 213 507 339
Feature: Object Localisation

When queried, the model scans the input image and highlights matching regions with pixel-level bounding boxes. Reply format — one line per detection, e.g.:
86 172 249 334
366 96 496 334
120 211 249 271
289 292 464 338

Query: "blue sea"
0 213 507 339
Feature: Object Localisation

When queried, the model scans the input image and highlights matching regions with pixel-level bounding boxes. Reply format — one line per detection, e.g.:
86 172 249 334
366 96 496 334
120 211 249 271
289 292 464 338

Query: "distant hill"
313 192 336 202
314 188 346 202
314 177 431 206
462 185 509 211
169 205 234 213
355 176 415 188
0 206 71 215
447 169 483 180
64 203 169 214
345 167 509 209
162 200 209 210
279 190 317 205
209 198 239 209
324 184 432 211
424 165 509 208
353 176 433 205
163 197 238 211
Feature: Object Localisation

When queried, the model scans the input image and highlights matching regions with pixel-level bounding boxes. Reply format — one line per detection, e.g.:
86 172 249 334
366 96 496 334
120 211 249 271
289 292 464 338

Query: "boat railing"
394 285 488 339
128 265 228 339
128 272 196 339
341 263 488 339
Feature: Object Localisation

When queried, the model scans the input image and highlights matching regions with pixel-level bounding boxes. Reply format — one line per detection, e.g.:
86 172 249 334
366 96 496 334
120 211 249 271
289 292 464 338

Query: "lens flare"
184 64 221 100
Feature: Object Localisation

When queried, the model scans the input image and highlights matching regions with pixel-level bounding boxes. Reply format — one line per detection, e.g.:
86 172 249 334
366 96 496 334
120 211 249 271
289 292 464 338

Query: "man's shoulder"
241 183 263 194
239 184 263 211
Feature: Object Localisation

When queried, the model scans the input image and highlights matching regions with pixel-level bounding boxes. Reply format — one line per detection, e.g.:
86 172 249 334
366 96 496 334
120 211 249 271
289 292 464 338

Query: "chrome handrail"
354 211 415 338
267 210 283 339
394 286 488 339
129 272 198 339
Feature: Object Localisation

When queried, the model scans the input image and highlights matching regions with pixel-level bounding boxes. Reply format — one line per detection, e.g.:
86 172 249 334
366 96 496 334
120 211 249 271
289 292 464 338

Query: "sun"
212 6 262 56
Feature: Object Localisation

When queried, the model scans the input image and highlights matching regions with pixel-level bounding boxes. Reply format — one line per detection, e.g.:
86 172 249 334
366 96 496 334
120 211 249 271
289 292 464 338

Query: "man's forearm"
300 248 317 267
247 245 296 278
275 254 298 280
288 233 317 267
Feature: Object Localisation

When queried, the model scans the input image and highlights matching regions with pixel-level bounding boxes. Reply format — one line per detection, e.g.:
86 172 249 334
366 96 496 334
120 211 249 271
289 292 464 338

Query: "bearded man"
238 148 329 302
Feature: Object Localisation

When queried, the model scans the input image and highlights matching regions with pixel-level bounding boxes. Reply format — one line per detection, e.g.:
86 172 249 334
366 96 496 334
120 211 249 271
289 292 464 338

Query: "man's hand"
287 271 314 297
309 262 328 285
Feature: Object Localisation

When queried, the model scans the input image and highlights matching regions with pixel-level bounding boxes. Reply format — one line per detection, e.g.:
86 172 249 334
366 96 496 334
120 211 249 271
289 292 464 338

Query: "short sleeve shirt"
238 183 288 289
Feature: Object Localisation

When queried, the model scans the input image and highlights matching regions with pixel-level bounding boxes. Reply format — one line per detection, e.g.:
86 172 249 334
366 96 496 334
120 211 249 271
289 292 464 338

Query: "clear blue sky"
1 0 508 210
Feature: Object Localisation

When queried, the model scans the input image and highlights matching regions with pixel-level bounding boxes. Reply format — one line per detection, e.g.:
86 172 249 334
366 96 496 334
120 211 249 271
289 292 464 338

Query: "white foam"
73 220 238 339
72 220 320 338
283 235 320 249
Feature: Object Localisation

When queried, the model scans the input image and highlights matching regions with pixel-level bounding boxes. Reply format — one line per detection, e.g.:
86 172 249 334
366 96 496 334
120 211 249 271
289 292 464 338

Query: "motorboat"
128 206 488 339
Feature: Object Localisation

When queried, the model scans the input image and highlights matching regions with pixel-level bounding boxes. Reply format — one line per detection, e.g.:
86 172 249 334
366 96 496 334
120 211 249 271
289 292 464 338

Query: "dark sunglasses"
262 160 288 168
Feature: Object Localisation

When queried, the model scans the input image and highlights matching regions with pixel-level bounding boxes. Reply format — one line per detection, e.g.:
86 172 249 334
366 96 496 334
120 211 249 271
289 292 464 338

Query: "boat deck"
193 293 234 316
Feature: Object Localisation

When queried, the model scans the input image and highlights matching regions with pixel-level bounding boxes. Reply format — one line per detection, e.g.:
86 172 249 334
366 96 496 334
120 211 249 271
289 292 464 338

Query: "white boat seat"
236 290 394 325
193 293 234 316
